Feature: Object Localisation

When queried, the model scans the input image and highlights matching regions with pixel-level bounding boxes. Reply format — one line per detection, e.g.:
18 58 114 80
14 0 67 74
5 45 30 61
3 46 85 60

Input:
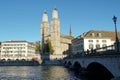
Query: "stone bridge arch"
64 60 72 68
64 61 67 65
64 55 120 78
68 61 72 66
72 61 82 70
86 62 114 80
73 61 82 69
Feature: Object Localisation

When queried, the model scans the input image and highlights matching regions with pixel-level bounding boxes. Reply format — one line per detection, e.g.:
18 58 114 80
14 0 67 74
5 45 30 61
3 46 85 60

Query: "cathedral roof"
60 34 74 40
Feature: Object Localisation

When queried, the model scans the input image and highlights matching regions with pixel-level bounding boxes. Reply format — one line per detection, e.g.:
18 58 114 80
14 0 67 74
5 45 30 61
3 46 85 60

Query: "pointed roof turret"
52 7 58 19
42 11 48 22
69 25 72 36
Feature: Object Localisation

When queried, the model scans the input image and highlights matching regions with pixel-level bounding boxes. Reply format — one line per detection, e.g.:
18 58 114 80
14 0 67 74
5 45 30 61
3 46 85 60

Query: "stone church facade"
40 8 73 59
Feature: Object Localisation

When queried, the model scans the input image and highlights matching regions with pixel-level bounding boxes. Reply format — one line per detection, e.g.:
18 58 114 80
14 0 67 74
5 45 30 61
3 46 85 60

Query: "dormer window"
91 33 95 37
99 33 102 37
97 33 102 37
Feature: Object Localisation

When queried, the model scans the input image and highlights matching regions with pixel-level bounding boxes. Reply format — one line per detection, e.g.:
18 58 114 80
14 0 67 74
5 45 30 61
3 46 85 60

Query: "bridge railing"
71 45 115 56
92 45 115 54
66 44 118 59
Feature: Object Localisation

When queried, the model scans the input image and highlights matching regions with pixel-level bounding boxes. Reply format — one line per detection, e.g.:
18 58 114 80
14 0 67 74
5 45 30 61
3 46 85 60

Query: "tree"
0 42 1 48
44 39 54 54
35 41 41 51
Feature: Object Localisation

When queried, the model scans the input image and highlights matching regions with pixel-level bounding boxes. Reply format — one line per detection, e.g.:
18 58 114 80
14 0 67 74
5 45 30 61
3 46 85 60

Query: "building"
0 46 1 54
0 40 36 61
71 30 120 54
40 8 73 59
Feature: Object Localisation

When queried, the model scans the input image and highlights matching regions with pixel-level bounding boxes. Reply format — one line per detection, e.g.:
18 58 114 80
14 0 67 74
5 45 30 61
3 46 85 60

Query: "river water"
0 66 81 80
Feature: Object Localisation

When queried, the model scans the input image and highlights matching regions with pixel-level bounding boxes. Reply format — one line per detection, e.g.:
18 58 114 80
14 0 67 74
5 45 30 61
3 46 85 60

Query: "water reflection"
0 66 81 80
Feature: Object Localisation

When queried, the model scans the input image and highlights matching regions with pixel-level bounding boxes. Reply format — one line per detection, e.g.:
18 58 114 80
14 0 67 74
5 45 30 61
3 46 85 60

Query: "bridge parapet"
63 54 120 79
68 44 120 59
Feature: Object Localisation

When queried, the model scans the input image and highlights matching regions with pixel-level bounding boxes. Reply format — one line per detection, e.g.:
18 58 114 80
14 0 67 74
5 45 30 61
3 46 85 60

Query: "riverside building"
0 40 36 61
71 30 120 54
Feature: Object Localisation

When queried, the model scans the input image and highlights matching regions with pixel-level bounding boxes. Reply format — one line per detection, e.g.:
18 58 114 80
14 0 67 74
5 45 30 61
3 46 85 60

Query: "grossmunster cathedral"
40 8 73 59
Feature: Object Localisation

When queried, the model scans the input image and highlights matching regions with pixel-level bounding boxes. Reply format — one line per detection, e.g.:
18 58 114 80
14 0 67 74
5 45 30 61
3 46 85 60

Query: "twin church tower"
40 8 73 59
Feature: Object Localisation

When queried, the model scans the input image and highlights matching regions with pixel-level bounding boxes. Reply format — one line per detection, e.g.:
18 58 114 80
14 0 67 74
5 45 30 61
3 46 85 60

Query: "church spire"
52 8 58 19
42 11 48 22
69 25 72 36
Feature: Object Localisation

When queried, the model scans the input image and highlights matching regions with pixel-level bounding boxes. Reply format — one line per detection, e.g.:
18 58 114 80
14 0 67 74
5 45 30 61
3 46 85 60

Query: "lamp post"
113 16 119 52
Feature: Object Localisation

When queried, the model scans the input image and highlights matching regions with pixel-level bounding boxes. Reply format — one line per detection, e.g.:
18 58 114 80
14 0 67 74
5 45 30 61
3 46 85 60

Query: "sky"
0 0 120 42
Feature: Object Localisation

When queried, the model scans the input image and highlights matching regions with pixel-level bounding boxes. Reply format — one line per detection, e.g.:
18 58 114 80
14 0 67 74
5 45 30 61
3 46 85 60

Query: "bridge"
63 45 120 80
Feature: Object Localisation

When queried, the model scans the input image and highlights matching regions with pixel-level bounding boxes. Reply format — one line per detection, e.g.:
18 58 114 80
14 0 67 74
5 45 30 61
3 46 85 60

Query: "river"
0 66 81 80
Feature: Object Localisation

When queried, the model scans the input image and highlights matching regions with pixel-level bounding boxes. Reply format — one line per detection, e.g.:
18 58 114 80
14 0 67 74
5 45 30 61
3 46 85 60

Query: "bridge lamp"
112 16 119 52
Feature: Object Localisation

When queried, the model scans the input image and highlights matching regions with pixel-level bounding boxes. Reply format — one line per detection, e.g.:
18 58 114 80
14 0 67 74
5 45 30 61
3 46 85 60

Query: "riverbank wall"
0 60 40 66
41 60 63 66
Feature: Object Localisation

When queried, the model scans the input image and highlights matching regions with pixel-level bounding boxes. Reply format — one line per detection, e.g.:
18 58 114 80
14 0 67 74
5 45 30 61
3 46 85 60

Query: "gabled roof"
83 30 120 40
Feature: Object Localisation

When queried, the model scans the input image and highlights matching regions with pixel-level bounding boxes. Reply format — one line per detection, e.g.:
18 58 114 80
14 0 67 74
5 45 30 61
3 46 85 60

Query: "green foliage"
35 41 41 51
44 39 54 54
0 42 1 47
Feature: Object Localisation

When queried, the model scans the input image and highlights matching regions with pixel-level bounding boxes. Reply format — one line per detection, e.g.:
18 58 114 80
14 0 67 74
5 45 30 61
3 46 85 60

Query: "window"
89 44 93 49
102 44 107 47
102 40 106 43
88 40 93 42
7 44 10 46
4 44 6 46
96 40 99 42
96 44 100 49
97 33 102 37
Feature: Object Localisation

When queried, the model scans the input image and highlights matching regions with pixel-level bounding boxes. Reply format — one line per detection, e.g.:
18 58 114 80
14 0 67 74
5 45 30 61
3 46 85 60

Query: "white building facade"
71 30 120 54
0 40 36 61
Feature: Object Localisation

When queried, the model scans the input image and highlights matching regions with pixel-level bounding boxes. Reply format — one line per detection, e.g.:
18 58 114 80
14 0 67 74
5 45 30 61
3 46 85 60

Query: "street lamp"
112 16 119 52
